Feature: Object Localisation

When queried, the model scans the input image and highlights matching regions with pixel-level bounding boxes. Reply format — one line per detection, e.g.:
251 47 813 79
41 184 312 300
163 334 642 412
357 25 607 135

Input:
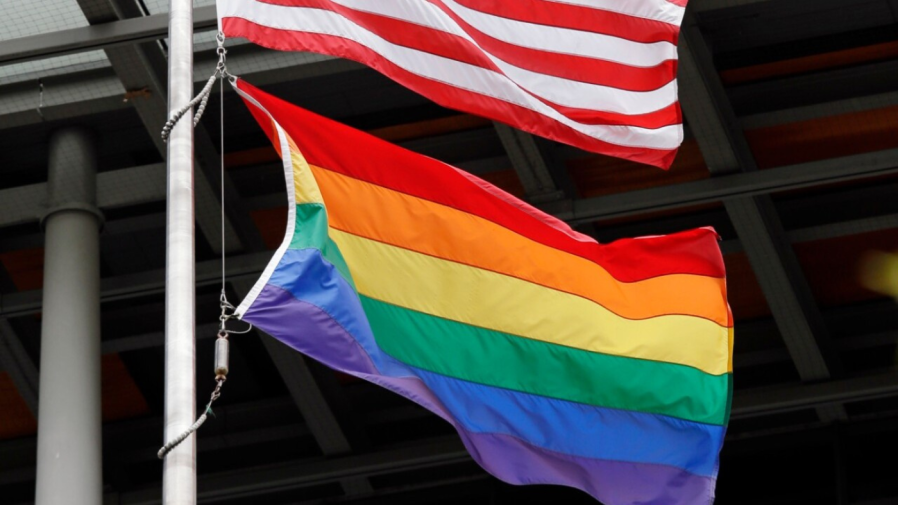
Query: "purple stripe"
244 284 715 504
464 432 714 504
242 282 381 377
364 377 715 504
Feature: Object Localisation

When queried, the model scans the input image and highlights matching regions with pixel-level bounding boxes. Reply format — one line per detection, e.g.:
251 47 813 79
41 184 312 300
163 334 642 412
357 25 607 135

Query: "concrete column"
35 127 104 505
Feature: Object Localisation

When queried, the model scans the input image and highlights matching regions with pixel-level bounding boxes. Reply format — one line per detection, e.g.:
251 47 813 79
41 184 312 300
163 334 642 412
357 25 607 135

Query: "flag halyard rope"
157 32 251 461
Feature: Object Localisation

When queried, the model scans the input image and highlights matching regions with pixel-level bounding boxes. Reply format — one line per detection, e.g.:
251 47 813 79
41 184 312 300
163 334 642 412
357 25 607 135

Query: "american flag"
219 0 687 168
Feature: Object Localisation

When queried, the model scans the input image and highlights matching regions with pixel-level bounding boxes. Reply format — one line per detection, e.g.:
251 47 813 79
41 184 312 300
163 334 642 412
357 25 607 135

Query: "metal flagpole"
163 0 197 503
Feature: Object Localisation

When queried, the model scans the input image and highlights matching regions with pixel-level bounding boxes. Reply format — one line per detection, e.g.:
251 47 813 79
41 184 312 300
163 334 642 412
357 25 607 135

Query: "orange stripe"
312 165 730 327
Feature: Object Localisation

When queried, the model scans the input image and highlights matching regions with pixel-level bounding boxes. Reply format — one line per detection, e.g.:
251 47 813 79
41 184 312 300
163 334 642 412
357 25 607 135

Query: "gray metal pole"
163 0 197 503
35 127 104 505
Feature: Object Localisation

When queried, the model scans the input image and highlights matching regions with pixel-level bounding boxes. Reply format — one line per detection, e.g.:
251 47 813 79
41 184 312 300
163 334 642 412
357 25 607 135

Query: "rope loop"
160 32 232 142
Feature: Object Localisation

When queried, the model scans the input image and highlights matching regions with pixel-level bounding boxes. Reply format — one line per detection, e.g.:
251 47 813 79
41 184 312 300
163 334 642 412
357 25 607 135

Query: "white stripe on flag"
331 0 678 68
441 0 678 67
545 0 686 26
491 58 679 114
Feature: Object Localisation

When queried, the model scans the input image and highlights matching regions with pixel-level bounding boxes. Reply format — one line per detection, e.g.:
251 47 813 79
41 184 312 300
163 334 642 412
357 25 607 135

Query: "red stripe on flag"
452 0 681 44
263 0 677 93
427 0 679 93
236 79 723 281
261 0 492 69
533 97 683 129
222 17 679 167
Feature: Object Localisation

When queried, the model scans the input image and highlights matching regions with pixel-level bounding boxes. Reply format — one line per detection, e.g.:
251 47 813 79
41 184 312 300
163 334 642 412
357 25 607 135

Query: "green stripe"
724 373 734 424
289 201 729 425
361 295 729 425
290 203 355 289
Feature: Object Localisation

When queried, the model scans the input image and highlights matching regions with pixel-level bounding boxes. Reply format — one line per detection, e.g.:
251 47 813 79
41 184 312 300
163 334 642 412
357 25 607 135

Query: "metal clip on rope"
213 291 253 381
157 291 252 460
161 32 235 142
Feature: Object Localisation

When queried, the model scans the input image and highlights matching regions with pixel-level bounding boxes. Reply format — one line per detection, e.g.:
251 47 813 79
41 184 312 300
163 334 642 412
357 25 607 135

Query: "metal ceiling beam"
121 436 470 504
74 0 263 255
493 123 564 203
0 250 273 319
4 142 896 231
789 213 898 242
541 146 898 224
99 323 219 355
0 318 38 414
0 395 434 486
0 71 127 129
0 396 310 486
73 1 235 254
0 163 165 228
678 17 845 421
692 0 894 57
0 47 344 130
731 370 898 418
729 59 898 118
722 197 845 376
0 184 46 229
1 130 509 228
733 332 898 370
492 125 599 234
741 90 898 130
721 212 898 254
230 279 373 495
0 6 217 67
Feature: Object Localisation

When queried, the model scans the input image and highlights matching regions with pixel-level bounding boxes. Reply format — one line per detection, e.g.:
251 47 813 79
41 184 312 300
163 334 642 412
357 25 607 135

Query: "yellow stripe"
727 327 735 373
285 134 323 205
331 229 731 375
311 165 730 326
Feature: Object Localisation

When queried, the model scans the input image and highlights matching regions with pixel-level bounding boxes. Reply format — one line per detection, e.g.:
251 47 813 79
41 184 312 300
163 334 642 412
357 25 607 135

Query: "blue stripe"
264 248 724 476
412 367 723 477
269 249 378 362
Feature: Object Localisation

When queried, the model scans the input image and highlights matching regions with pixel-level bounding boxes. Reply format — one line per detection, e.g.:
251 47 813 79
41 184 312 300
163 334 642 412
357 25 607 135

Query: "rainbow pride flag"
233 79 734 504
